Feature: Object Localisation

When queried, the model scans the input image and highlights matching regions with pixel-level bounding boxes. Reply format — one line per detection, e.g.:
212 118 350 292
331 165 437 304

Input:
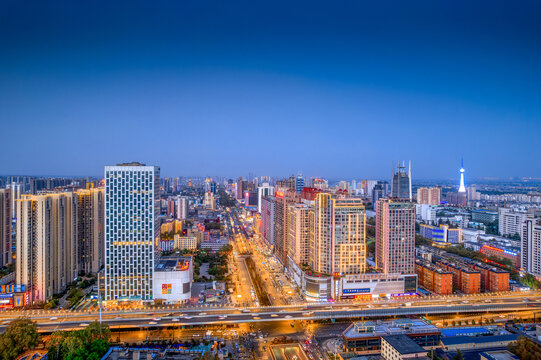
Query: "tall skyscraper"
0 189 11 266
104 163 160 302
391 161 412 200
273 189 299 265
257 183 274 213
287 203 312 267
312 193 366 275
176 196 189 220
521 218 541 277
458 158 466 193
16 193 78 303
375 198 415 274
76 187 104 274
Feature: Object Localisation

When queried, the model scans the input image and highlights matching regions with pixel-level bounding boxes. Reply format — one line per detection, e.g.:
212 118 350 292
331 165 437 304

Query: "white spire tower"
458 158 466 193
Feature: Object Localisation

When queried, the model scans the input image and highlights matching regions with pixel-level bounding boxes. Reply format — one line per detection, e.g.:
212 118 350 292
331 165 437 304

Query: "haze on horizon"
1 1 540 179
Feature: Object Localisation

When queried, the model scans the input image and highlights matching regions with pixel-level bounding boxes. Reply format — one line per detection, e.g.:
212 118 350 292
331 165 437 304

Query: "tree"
47 322 110 360
0 317 40 360
454 349 464 360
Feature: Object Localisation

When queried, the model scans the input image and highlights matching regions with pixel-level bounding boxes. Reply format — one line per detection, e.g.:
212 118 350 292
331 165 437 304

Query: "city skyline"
1 1 540 178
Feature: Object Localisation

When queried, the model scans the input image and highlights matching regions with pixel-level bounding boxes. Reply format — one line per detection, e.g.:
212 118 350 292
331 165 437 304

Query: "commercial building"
342 318 440 354
173 235 198 251
313 193 367 276
16 192 78 303
498 208 530 237
161 219 183 234
243 190 258 208
440 335 518 352
391 162 412 200
104 163 160 303
337 273 417 299
381 335 428 360
295 174 305 194
0 189 12 266
416 187 441 205
376 199 415 274
480 244 520 268
152 256 192 304
204 191 217 210
419 224 462 246
176 196 189 220
471 210 498 224
416 260 453 295
257 183 274 213
287 204 312 267
200 238 229 251
75 187 104 274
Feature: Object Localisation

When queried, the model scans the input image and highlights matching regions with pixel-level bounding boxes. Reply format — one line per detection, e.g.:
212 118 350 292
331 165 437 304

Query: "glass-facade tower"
104 163 160 302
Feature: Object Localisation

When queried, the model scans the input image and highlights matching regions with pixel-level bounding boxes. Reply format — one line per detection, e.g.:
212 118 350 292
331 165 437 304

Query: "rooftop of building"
155 256 191 272
440 327 492 337
440 334 518 346
382 334 427 355
480 350 520 360
116 162 146 166
343 318 439 340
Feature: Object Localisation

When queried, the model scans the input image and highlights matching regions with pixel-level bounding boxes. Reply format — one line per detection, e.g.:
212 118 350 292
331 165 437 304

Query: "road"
3 293 541 334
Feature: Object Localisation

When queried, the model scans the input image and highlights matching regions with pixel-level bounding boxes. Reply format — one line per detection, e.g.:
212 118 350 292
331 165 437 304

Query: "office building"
472 209 498 224
416 187 441 205
0 189 12 266
391 161 412 200
204 191 217 210
372 181 390 205
243 190 258 208
287 204 312 267
376 198 415 274
16 193 78 303
104 163 160 303
295 173 304 194
521 218 541 277
176 196 189 220
173 235 198 251
419 224 462 246
257 183 274 213
75 187 104 274
312 193 366 275
498 208 530 237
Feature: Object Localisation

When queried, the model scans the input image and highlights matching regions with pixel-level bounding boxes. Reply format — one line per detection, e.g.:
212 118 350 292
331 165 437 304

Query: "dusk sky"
1 1 540 180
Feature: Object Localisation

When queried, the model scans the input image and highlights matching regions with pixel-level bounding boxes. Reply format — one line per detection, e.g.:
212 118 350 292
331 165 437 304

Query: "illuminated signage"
162 283 172 295
342 288 370 294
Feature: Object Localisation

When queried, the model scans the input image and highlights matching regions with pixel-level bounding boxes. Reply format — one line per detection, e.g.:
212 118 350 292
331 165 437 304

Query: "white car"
149 321 157 325
285 315 292 319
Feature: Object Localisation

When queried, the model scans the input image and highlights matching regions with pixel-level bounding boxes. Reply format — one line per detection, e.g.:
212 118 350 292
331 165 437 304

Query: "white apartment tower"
176 196 189 220
104 163 160 302
521 218 541 277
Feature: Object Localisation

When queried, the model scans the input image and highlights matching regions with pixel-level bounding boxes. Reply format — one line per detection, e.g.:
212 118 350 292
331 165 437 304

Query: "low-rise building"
416 260 453 295
440 334 518 352
174 235 198 251
153 256 193 304
381 335 428 360
342 319 440 354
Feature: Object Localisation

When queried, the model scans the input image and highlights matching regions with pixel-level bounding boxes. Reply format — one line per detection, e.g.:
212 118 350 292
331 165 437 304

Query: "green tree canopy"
0 317 40 360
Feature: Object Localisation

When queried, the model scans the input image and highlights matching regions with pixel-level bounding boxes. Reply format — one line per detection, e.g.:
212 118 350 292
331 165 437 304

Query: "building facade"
312 193 366 275
176 196 189 220
498 208 530 237
416 187 441 205
391 162 412 200
287 204 312 267
16 193 78 303
376 199 415 274
521 218 541 277
75 187 104 274
104 163 160 302
0 189 12 266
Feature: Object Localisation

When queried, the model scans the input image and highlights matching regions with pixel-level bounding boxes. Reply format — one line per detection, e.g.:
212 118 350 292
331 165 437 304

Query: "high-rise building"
416 187 441 205
75 187 104 274
391 161 412 200
375 198 415 274
167 197 176 217
6 183 22 218
521 218 541 277
312 193 367 275
257 183 274 213
244 190 258 208
0 189 12 266
16 193 78 303
287 204 312 267
273 189 299 265
176 196 189 220
361 180 378 197
295 174 305 194
236 177 248 200
498 208 531 237
372 181 390 205
260 196 275 246
204 191 217 210
104 163 160 302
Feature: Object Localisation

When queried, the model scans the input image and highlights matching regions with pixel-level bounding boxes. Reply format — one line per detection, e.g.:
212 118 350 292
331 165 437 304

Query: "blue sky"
1 1 540 179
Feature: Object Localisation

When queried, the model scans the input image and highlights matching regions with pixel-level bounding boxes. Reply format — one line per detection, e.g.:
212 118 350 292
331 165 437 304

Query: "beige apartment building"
312 193 366 275
287 203 312 267
16 193 78 303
